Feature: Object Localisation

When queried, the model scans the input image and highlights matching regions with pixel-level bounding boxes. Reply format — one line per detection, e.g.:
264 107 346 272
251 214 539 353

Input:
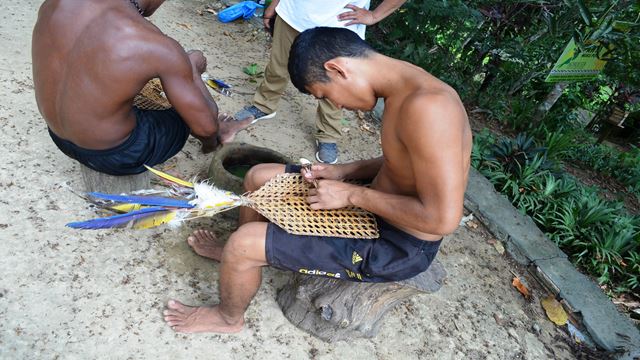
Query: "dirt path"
0 1 580 359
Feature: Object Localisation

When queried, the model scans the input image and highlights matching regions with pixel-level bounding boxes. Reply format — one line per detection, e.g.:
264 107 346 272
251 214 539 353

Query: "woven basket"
133 79 172 110
247 173 379 239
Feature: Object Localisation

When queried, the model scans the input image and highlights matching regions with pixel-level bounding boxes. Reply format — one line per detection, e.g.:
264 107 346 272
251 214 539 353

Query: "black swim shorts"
265 165 442 283
48 107 191 175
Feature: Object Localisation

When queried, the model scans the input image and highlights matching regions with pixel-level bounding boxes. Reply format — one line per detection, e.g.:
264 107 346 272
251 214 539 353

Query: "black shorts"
265 165 442 283
48 107 190 176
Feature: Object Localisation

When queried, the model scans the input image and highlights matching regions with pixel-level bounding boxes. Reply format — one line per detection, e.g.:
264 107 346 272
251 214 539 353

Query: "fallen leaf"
512 276 530 299
465 220 479 229
541 295 568 326
206 9 218 15
492 240 505 255
177 23 192 30
196 9 203 16
493 312 505 326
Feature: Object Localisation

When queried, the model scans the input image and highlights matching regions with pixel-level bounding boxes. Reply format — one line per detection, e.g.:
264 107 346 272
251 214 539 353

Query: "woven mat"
133 78 172 110
247 173 379 239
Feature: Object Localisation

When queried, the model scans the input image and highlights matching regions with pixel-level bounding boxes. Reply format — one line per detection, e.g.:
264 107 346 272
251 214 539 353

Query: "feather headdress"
67 166 379 239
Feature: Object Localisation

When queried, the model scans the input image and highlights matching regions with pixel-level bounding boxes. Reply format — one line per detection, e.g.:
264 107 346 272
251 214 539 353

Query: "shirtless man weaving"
163 27 472 333
33 0 250 175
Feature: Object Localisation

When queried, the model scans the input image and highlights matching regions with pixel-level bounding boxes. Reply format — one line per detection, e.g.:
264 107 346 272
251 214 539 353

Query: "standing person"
163 28 471 334
234 0 406 164
32 0 251 176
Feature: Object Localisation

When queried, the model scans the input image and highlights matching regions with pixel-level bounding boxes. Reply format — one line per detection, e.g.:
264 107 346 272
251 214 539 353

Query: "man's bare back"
33 0 250 160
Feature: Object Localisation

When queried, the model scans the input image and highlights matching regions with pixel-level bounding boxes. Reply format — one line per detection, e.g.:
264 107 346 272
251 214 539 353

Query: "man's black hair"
288 27 375 94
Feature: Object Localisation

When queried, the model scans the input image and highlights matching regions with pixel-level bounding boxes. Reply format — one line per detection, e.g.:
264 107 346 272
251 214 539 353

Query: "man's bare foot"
163 300 243 333
187 230 224 261
218 114 254 144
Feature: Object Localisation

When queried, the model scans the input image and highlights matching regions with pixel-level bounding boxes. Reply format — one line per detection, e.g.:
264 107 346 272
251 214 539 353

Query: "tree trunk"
534 82 569 123
276 259 446 342
80 165 150 194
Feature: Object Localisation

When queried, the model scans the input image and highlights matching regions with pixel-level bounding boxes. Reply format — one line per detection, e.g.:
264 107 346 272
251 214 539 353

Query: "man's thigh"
244 163 288 191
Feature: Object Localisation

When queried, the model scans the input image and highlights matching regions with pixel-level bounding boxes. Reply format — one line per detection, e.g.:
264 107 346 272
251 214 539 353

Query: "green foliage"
473 132 640 292
242 63 263 82
567 143 640 194
372 0 640 294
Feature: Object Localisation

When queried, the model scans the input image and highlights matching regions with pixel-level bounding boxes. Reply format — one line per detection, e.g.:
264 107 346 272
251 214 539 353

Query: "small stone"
531 322 541 335
507 328 520 342
493 313 505 326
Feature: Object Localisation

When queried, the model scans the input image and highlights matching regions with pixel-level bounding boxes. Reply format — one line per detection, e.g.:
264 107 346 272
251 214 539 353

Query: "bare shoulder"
93 12 188 73
397 86 468 141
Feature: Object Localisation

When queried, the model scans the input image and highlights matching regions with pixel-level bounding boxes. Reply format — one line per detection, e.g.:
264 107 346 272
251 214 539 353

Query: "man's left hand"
307 180 358 210
337 4 376 26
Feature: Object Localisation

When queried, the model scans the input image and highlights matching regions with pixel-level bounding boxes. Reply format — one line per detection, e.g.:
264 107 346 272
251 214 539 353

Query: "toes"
187 236 196 247
194 229 216 243
164 316 183 325
164 309 181 316
173 325 192 334
167 299 188 312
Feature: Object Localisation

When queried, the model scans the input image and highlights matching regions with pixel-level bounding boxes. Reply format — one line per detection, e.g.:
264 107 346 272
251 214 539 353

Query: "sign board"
545 38 610 82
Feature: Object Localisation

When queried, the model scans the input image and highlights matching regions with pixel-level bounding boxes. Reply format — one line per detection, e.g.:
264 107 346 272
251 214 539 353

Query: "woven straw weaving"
246 173 379 239
133 79 172 110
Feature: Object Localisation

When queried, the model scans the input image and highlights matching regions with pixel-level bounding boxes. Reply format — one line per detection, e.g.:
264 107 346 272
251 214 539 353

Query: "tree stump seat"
276 259 447 342
80 165 150 194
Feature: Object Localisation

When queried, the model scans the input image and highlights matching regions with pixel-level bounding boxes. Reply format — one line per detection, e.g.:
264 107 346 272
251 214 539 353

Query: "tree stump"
80 165 150 194
276 259 447 342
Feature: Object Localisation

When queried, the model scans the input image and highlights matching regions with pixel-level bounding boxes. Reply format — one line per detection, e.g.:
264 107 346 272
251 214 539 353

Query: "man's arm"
338 0 406 26
308 94 468 236
152 38 218 138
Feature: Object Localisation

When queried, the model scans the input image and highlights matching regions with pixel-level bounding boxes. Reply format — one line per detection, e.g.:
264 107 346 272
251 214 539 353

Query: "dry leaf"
541 295 568 326
512 276 530 299
465 220 479 229
177 23 192 30
206 9 218 15
493 240 505 255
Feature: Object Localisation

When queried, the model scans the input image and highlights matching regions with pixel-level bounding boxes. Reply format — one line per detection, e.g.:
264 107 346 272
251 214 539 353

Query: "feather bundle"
67 166 379 239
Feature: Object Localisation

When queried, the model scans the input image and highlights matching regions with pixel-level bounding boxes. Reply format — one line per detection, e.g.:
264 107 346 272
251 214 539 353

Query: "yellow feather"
132 211 177 229
110 203 145 213
144 165 194 188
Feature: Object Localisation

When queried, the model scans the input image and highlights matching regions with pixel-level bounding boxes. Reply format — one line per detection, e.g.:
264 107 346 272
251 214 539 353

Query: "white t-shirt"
275 0 371 39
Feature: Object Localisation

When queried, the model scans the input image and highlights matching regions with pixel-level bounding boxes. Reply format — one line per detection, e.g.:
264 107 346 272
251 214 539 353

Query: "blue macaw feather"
213 79 231 88
87 192 193 209
67 206 169 229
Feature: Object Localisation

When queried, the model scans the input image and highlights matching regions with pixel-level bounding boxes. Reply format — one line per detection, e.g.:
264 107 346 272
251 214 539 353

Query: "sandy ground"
0 1 582 359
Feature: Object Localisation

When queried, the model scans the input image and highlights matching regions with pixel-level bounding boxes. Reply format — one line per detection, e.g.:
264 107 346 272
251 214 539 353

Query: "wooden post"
80 165 150 194
276 260 446 342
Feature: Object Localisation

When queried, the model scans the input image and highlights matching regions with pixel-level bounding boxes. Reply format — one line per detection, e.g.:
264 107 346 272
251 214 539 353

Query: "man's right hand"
186 50 207 75
262 0 278 32
302 163 345 184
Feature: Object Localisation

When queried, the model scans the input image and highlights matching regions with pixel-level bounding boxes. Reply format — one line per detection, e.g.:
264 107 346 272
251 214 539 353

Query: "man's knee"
223 223 268 265
243 163 286 192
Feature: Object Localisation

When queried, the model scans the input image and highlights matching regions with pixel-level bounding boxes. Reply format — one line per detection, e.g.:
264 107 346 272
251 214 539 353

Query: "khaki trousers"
253 16 343 143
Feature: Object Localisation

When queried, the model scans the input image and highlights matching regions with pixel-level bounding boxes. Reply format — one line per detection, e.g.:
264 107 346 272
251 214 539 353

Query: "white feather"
190 182 242 209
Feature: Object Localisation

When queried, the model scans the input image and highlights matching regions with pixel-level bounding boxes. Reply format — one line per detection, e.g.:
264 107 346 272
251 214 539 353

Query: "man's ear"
323 59 347 80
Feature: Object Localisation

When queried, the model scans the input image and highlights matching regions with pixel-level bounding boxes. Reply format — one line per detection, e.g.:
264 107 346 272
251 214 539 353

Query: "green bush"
474 133 640 293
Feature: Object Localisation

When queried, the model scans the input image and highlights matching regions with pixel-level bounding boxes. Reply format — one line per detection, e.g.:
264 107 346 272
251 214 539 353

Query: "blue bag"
218 1 263 23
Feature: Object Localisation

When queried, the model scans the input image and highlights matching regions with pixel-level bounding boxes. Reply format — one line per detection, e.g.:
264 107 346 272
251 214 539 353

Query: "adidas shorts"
264 165 442 283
